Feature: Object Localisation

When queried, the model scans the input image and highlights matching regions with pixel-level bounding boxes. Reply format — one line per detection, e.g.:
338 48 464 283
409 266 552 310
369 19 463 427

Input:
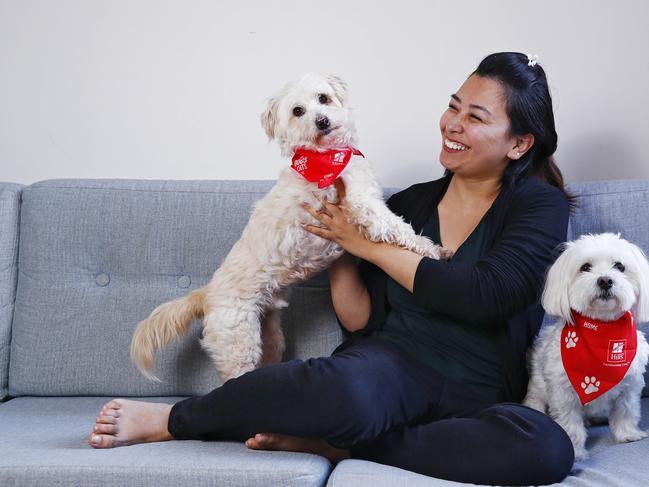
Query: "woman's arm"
411 185 570 325
305 180 570 328
361 243 423 292
328 252 371 332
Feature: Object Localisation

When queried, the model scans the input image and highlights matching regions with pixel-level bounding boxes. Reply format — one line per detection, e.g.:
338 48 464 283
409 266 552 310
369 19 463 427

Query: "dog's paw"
573 447 589 462
438 247 455 261
411 235 444 259
522 396 546 413
613 427 648 443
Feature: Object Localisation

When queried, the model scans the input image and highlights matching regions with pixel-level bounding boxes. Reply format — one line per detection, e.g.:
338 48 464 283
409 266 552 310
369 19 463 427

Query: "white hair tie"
527 54 539 67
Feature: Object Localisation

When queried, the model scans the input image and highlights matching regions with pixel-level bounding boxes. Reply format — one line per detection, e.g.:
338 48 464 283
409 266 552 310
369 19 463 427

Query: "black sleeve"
412 184 569 326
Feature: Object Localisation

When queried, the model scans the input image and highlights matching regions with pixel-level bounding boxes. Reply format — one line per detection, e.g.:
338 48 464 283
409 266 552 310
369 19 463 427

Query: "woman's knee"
481 404 574 485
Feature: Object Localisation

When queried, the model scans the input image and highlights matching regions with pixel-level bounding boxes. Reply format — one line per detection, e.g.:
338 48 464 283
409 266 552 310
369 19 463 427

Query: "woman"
88 52 575 485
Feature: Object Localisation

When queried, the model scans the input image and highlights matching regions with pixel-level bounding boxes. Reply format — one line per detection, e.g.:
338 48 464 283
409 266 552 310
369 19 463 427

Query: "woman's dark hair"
468 52 575 205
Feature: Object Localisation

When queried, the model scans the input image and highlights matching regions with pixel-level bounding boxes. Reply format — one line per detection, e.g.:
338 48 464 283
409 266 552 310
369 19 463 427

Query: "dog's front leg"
548 392 589 461
609 380 648 443
522 373 548 414
340 166 444 259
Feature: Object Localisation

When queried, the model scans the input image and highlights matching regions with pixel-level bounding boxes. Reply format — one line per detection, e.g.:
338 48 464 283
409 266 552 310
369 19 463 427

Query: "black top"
333 172 570 402
374 204 504 401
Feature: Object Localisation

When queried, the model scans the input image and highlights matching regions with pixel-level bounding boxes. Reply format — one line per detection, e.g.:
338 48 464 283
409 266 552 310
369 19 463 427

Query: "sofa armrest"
0 183 23 401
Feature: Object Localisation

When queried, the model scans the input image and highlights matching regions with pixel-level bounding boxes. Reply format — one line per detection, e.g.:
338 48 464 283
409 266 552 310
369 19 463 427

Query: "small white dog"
524 233 649 461
130 73 444 383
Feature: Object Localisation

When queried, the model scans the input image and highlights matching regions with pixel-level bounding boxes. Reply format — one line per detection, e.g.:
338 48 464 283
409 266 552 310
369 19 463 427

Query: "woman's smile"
443 137 470 153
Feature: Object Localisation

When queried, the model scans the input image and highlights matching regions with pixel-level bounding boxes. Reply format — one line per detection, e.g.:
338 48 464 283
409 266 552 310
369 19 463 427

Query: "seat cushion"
0 396 332 487
327 398 649 487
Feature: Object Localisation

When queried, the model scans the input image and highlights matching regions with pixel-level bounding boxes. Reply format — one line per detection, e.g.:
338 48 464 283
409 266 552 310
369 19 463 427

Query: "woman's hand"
303 179 423 293
302 179 375 259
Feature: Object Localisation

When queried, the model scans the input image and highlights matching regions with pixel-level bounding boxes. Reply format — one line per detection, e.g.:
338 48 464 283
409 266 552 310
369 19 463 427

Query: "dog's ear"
542 242 575 324
326 75 349 105
261 96 280 140
627 241 649 323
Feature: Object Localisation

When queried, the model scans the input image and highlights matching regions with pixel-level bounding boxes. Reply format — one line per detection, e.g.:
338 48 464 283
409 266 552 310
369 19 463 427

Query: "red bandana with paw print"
291 147 364 188
561 310 637 405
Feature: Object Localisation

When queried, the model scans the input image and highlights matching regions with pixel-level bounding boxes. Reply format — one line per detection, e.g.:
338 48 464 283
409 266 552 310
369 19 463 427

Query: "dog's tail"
130 287 207 382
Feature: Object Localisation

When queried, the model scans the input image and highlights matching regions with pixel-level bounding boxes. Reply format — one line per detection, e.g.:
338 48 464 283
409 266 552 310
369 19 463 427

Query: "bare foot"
88 398 174 448
245 432 350 463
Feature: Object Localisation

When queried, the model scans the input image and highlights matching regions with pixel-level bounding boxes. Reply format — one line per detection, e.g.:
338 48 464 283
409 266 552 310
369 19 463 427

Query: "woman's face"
439 74 521 180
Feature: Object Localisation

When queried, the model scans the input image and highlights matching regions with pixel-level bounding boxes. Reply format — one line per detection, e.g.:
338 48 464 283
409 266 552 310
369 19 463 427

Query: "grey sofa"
1 178 648 487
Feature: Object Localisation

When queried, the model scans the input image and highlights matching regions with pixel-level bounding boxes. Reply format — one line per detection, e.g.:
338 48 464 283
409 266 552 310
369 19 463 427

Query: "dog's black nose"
597 276 613 290
315 116 330 131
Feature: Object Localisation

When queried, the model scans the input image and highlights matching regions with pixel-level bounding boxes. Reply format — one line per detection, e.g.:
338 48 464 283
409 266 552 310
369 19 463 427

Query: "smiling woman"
441 76 534 179
87 53 575 486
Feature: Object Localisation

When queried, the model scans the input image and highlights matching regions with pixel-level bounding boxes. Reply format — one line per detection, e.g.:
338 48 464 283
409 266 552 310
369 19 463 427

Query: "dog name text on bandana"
291 147 364 188
561 310 637 405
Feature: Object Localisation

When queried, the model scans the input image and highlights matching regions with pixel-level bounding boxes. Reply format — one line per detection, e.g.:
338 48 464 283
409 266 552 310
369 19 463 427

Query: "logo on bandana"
294 156 308 172
333 151 348 164
608 340 627 362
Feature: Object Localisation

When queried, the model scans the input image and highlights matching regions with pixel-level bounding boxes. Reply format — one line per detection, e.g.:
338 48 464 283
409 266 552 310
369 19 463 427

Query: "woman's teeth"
444 138 468 151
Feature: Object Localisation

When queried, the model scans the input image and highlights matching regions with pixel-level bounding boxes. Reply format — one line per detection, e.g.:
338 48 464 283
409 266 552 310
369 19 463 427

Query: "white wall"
1 0 648 188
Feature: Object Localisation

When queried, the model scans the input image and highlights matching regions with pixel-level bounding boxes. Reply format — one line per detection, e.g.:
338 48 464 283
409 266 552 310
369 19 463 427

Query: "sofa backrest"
4 178 649 399
566 179 649 250
0 183 23 401
7 180 344 397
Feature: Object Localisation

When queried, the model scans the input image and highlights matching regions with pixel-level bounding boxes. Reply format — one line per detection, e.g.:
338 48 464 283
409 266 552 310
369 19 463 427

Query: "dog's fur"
524 233 649 460
130 73 444 383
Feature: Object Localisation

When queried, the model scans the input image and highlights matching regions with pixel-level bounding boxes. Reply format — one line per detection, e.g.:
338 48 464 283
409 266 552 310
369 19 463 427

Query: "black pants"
167 335 573 485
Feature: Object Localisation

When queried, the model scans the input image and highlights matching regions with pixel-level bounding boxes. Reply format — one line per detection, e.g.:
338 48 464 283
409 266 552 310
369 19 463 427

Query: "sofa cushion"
326 398 649 487
0 183 23 401
565 179 649 249
0 396 332 486
8 179 343 397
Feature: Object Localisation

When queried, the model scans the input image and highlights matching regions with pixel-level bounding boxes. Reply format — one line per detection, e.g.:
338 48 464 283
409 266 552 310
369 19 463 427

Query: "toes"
99 409 120 418
93 423 117 434
255 433 274 446
88 433 118 449
99 400 122 417
245 433 274 450
96 414 117 425
100 399 123 412
245 437 261 449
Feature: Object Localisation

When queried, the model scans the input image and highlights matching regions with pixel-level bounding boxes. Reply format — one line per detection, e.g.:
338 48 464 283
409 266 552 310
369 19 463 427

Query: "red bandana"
561 310 637 405
291 147 364 188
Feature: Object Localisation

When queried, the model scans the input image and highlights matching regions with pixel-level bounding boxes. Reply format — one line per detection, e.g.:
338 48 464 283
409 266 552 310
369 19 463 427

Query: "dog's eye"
318 94 330 104
613 261 625 272
292 106 305 117
580 263 592 272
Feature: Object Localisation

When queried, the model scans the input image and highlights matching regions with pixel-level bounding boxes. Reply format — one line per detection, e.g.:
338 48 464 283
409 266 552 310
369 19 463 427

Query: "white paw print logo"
581 376 600 395
565 331 579 349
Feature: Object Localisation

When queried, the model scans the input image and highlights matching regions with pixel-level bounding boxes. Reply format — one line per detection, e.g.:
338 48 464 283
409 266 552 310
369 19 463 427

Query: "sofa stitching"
574 190 648 198
25 185 274 196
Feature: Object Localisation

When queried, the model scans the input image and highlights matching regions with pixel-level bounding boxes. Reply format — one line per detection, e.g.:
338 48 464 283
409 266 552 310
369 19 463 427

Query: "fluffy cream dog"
130 73 444 383
524 233 649 461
